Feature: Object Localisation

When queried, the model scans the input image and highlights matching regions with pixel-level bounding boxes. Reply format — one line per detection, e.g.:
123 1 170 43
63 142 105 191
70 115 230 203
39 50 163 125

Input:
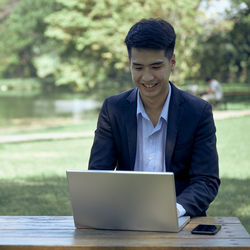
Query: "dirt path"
1 110 250 144
213 110 250 120
0 131 94 144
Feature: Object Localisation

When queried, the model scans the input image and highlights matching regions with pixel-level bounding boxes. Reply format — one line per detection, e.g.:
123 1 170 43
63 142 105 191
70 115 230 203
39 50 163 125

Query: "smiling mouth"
142 83 158 88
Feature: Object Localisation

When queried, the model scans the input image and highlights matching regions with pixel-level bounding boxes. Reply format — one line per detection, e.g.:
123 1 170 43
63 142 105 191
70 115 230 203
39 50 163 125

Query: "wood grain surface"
0 216 249 249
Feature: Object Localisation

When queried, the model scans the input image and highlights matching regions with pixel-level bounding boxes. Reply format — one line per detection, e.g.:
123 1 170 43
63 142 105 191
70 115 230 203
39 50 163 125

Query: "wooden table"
0 216 250 249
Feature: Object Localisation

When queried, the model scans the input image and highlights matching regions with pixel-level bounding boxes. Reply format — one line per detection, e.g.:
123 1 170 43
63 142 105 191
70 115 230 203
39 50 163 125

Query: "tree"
192 0 250 83
42 0 203 92
228 0 250 83
0 0 21 22
1 0 208 93
0 0 61 79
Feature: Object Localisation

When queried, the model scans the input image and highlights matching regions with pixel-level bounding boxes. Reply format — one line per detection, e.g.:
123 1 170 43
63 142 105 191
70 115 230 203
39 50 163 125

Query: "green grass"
0 138 93 179
207 116 250 232
215 116 250 179
0 115 250 233
0 176 72 215
207 178 250 232
223 102 250 110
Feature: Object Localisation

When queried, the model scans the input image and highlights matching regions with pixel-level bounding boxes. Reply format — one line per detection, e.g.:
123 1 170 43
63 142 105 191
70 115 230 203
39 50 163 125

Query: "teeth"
144 84 155 88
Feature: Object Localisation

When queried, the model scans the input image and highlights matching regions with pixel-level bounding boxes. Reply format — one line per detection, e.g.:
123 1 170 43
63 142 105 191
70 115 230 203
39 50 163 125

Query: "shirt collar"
136 82 172 122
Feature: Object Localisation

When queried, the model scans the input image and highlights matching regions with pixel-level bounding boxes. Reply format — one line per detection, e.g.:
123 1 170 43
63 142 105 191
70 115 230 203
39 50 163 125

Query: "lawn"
207 116 250 232
0 115 250 232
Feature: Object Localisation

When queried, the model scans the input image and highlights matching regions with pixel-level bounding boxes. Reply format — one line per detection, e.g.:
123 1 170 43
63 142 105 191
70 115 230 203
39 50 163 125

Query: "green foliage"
192 0 250 83
1 0 249 95
43 0 203 91
0 78 41 90
0 0 61 78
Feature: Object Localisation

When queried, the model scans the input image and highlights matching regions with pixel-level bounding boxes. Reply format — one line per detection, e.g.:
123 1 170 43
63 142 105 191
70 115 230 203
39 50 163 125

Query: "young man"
88 18 220 217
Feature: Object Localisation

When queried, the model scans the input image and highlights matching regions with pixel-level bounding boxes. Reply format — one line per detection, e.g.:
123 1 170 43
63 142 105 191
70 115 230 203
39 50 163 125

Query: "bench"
211 91 250 110
224 91 250 101
210 97 227 110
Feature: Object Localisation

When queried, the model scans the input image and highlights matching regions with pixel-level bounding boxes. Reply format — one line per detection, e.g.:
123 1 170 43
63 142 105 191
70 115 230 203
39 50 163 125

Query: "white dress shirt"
134 83 186 217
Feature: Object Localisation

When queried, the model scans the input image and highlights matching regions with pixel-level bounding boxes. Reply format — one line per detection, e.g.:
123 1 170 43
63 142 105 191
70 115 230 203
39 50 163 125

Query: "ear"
170 54 176 72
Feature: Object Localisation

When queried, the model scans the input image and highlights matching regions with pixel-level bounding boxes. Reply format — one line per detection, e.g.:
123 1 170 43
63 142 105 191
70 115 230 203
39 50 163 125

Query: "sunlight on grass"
215 116 250 179
0 115 250 233
0 139 91 179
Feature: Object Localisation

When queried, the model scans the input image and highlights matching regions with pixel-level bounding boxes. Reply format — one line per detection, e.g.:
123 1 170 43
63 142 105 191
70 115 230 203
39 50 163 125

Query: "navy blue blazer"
89 83 220 217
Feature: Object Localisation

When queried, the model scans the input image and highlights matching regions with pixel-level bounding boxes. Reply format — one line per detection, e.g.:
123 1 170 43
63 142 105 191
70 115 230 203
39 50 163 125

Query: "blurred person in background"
201 77 223 103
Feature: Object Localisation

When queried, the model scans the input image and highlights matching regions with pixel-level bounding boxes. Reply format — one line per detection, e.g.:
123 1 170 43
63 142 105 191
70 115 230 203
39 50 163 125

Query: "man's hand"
177 208 180 217
176 203 185 217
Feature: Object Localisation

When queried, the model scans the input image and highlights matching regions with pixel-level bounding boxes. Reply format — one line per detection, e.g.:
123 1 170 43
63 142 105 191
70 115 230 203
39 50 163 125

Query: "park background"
0 0 250 232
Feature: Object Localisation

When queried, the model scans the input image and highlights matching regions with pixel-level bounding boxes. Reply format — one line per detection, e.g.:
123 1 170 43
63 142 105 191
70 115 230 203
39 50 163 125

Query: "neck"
141 89 169 113
141 94 168 127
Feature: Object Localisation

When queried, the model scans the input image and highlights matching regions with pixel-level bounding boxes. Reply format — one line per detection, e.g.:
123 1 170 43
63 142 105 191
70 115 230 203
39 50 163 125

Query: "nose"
142 69 154 82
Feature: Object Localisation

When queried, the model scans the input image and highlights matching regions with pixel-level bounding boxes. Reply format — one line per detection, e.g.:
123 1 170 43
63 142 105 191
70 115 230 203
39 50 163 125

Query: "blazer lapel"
123 85 183 171
165 83 184 172
125 88 138 170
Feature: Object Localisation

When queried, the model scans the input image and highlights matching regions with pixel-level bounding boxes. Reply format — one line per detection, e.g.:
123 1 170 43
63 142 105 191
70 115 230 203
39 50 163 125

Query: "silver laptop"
66 170 190 232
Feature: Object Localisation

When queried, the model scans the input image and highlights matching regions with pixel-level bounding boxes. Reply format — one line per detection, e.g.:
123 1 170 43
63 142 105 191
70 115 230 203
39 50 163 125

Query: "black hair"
205 76 212 82
124 18 176 61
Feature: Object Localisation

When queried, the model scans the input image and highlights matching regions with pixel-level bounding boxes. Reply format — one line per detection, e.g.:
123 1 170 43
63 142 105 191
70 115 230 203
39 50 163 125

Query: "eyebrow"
132 61 164 66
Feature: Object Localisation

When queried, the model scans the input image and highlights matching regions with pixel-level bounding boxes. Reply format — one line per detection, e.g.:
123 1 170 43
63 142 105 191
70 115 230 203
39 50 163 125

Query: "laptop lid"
66 170 190 232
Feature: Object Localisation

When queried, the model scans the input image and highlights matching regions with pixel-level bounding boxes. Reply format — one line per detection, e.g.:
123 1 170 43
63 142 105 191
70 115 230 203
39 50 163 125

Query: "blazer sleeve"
176 103 220 217
88 99 117 170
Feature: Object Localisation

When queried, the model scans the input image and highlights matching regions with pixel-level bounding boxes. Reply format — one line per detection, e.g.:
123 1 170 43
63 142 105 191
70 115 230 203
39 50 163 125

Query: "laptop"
66 170 190 232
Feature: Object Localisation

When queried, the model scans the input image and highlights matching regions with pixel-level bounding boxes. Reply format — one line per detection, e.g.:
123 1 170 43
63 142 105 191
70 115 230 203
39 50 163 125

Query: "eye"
152 66 161 70
134 67 143 71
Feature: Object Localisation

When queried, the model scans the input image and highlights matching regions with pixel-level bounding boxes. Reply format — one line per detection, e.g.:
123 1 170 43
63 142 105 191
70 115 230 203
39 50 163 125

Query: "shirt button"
148 157 152 161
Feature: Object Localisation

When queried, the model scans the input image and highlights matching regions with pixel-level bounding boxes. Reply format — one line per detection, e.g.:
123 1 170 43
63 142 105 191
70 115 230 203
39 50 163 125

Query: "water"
0 94 101 125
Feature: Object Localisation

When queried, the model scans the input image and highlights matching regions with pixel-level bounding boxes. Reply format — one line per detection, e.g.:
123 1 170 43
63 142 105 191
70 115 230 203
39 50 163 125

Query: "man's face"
130 48 175 103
